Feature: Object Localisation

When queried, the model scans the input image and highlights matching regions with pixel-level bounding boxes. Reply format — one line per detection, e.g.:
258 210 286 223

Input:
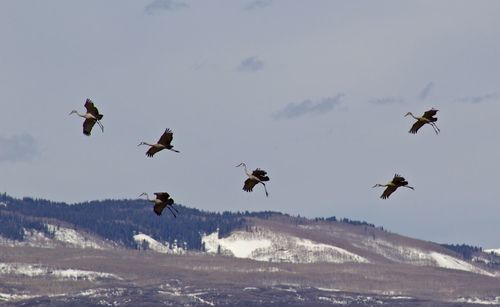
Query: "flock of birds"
70 98 440 217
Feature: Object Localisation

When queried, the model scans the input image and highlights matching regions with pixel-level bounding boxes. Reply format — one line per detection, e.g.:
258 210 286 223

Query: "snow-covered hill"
202 220 497 277
133 233 186 254
0 224 114 250
202 228 368 264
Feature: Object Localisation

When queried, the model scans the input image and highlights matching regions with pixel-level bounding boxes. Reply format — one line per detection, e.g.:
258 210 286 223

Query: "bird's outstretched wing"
381 185 398 199
158 128 174 146
154 192 171 203
392 174 405 183
243 178 259 192
153 202 167 216
252 169 270 181
393 174 409 187
84 99 103 119
422 109 438 120
146 146 164 157
409 120 425 134
83 118 97 136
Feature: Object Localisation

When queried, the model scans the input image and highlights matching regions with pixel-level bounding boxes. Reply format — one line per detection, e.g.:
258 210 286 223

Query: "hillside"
1 193 499 305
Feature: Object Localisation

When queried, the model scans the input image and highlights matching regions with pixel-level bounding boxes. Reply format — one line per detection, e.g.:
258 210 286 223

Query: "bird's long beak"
138 192 146 197
137 142 143 147
372 184 379 188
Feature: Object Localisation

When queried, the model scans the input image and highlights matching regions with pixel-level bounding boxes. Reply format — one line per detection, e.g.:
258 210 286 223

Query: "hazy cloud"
458 93 498 104
237 56 264 72
418 82 434 100
144 0 188 14
245 0 273 10
370 96 404 105
273 94 344 120
0 133 39 163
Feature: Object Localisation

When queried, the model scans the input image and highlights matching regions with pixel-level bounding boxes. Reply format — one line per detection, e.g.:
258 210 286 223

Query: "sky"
1 0 499 247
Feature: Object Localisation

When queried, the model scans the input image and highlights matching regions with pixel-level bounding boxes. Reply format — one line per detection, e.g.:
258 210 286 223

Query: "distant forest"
0 193 248 250
440 243 483 260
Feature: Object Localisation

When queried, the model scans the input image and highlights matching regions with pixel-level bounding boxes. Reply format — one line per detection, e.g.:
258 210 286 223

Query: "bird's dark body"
82 99 104 136
152 192 177 217
242 168 270 196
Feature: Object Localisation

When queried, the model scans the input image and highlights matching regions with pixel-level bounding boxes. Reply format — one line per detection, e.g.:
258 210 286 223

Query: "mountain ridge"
1 193 500 305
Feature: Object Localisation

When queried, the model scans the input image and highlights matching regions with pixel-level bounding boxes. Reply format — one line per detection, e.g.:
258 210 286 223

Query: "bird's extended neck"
406 112 419 120
138 142 154 147
69 110 85 118
139 192 152 201
242 164 251 177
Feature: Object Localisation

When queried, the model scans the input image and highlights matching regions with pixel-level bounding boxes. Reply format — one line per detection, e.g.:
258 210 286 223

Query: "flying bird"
373 174 414 199
138 128 180 157
69 99 104 136
405 108 440 135
139 192 179 217
236 163 270 197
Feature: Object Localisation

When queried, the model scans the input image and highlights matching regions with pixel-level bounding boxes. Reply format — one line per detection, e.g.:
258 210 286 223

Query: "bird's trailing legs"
167 206 177 218
430 122 440 134
402 185 415 190
170 204 179 213
96 120 104 133
261 182 269 197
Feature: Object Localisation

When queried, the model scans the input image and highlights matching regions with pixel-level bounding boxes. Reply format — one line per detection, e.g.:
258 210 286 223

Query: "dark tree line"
441 243 483 260
0 194 246 250
0 210 54 241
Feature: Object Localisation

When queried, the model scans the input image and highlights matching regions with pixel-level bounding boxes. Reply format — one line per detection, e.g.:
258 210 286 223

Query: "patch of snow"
190 265 284 273
133 233 186 254
0 262 120 281
316 287 341 292
484 248 500 256
472 256 491 265
76 288 126 300
243 287 259 291
187 292 215 306
202 230 271 258
357 239 494 276
0 293 36 302
0 230 57 248
158 283 183 297
0 225 112 250
0 201 7 207
46 224 105 249
318 296 348 304
455 296 500 305
429 252 494 277
294 238 367 263
390 296 414 300
201 228 368 264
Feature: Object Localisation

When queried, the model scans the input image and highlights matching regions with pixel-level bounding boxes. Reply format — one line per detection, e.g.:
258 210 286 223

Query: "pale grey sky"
1 0 499 247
